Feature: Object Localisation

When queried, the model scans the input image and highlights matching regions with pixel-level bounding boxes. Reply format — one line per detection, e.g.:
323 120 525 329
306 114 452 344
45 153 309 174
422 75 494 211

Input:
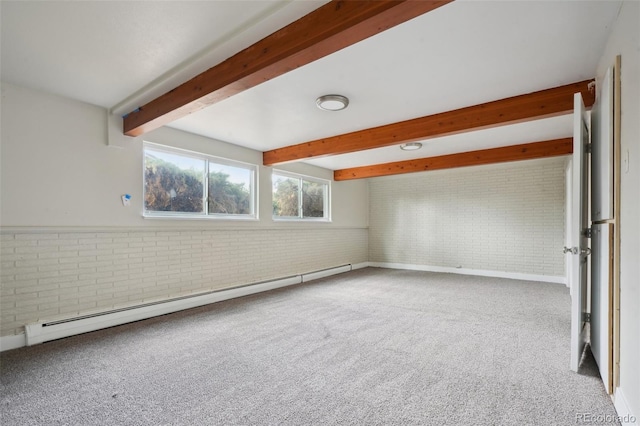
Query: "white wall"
596 2 640 422
0 82 369 338
0 82 368 228
369 158 566 280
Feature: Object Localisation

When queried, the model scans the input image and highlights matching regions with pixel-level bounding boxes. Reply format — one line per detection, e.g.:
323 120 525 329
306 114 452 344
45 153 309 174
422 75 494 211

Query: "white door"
591 67 614 222
590 67 615 392
591 223 613 391
568 93 590 372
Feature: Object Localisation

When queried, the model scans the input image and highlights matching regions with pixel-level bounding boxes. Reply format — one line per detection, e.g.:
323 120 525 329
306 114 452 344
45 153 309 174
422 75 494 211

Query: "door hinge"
586 143 593 153
584 228 592 238
583 312 591 323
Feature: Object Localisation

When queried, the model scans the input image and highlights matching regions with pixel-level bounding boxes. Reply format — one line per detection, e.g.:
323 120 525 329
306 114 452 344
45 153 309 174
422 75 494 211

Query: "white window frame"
143 142 258 220
272 170 331 222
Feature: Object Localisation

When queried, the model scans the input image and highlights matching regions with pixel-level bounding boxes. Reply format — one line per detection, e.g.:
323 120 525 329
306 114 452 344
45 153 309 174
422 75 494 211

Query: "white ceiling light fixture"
316 94 349 111
400 142 422 151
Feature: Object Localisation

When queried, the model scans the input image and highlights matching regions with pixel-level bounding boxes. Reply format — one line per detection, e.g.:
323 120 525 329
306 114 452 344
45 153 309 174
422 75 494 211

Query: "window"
143 143 257 219
272 171 330 220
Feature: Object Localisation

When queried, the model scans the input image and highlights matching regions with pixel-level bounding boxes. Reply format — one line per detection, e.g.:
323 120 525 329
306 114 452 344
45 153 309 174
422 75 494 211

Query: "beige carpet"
0 268 619 425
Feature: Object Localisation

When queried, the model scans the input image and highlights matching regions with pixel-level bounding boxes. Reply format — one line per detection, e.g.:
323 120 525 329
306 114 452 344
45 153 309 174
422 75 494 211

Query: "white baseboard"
24 275 303 347
0 333 26 352
3 263 363 352
351 262 370 270
369 262 566 284
615 388 638 425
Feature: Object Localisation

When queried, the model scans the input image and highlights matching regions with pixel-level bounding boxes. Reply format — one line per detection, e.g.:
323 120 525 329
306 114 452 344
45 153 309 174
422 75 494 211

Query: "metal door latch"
563 247 591 256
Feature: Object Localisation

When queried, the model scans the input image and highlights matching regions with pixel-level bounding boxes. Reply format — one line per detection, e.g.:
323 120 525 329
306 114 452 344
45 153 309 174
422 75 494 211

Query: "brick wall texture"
1 228 368 336
369 159 566 277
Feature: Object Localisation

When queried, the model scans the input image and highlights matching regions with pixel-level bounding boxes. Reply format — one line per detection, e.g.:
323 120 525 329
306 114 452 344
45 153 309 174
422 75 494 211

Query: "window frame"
143 142 258 220
272 170 331 222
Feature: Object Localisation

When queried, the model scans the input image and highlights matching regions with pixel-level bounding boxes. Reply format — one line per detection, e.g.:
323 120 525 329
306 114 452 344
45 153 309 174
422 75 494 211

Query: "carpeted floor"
0 268 619 425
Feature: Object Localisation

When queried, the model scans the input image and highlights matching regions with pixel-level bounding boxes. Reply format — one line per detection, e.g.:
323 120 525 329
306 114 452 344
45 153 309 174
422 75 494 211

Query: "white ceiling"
307 115 574 170
1 0 622 172
0 0 326 109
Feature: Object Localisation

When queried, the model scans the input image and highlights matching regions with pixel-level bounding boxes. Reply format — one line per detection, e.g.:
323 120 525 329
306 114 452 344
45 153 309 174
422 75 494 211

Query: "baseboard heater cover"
302 265 351 282
24 263 359 347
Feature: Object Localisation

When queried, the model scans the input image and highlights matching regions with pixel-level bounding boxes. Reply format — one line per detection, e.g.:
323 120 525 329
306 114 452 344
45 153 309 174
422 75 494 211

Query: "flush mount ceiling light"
400 142 423 151
316 94 349 111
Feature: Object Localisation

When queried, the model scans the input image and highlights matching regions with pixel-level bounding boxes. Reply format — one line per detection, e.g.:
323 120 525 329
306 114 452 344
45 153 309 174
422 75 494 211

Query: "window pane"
302 180 325 218
144 149 205 213
208 164 252 215
272 175 299 217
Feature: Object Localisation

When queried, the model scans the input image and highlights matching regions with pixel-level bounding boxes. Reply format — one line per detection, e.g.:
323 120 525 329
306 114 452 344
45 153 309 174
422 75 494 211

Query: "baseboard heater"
25 264 357 346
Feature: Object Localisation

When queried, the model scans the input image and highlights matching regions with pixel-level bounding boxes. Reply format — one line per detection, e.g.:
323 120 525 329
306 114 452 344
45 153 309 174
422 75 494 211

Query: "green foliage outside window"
272 173 328 219
302 181 325 218
208 170 251 215
272 176 299 217
145 154 204 213
144 147 254 217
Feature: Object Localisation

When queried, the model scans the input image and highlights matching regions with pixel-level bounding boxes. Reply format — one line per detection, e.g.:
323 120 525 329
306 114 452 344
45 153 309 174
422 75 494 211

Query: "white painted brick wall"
0 228 368 336
369 158 566 277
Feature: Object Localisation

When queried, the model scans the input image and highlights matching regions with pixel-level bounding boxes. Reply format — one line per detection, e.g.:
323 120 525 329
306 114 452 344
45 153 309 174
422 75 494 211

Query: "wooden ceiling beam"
123 0 452 136
333 138 573 180
263 81 593 165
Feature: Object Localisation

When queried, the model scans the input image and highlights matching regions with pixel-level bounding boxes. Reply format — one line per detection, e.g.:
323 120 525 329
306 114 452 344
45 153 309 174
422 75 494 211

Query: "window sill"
143 214 259 222
272 217 332 223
